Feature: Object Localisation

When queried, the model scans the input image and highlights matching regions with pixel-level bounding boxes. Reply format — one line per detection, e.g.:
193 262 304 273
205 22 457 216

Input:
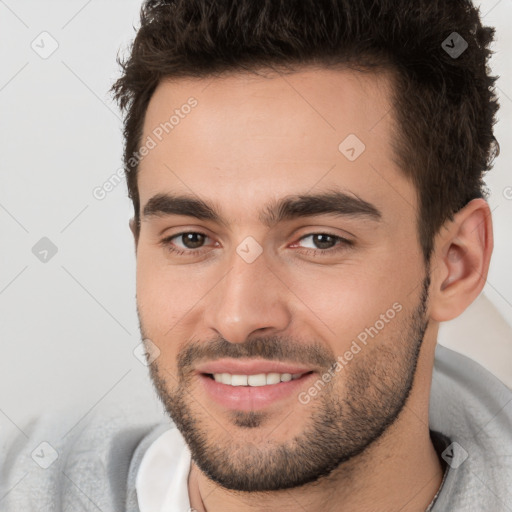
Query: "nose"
203 245 292 344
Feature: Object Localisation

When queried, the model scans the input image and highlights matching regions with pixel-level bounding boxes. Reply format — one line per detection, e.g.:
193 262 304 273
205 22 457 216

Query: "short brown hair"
111 0 500 261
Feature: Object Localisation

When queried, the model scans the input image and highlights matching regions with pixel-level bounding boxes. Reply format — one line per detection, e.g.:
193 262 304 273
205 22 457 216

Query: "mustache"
177 336 335 375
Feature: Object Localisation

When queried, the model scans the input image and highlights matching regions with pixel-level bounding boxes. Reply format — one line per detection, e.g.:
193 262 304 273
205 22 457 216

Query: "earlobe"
430 198 493 322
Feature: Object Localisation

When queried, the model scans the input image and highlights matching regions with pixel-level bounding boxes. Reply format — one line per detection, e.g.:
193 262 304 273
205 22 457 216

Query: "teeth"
211 372 306 386
231 374 248 386
266 373 281 385
247 374 266 386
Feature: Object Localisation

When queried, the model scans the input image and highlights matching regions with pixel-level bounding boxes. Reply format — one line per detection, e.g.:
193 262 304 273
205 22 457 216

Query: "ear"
429 198 493 322
129 217 139 250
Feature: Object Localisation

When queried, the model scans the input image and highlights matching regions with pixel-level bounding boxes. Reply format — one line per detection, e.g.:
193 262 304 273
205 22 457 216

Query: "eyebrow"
142 189 382 228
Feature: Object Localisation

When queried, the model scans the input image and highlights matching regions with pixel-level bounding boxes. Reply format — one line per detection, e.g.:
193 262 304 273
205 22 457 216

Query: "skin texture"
131 67 493 512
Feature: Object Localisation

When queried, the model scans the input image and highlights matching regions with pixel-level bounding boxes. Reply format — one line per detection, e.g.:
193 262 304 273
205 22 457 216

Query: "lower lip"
198 372 315 411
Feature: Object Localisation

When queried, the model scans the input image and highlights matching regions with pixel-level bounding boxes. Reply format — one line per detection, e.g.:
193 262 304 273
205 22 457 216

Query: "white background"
1 0 511 439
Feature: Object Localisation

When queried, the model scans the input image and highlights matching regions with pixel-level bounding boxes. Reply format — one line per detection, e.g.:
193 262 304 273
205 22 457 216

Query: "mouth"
196 362 317 411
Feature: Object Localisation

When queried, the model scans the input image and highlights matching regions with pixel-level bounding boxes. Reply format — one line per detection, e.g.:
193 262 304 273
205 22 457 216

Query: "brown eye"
179 232 207 249
160 231 214 257
295 233 353 252
309 234 337 250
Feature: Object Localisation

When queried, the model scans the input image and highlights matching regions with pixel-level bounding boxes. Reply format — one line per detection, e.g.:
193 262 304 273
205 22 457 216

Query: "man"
1 0 511 510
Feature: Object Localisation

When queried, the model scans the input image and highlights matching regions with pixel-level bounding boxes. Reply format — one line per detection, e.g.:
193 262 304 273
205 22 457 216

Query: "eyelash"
159 231 354 258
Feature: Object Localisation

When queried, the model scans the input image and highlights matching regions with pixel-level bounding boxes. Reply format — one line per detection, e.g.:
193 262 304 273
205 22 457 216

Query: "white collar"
136 427 192 512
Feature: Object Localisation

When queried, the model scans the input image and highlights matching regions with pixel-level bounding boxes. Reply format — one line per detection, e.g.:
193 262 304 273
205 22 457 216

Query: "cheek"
280 254 415 353
136 246 204 326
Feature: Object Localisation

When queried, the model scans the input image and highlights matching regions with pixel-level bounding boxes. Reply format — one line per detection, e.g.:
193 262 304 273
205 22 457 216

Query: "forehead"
137 66 415 225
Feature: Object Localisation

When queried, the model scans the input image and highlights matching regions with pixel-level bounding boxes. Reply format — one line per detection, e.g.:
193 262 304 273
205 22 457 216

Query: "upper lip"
195 358 315 376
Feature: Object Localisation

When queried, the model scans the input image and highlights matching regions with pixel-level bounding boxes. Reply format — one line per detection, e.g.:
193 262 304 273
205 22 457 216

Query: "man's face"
134 67 430 491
